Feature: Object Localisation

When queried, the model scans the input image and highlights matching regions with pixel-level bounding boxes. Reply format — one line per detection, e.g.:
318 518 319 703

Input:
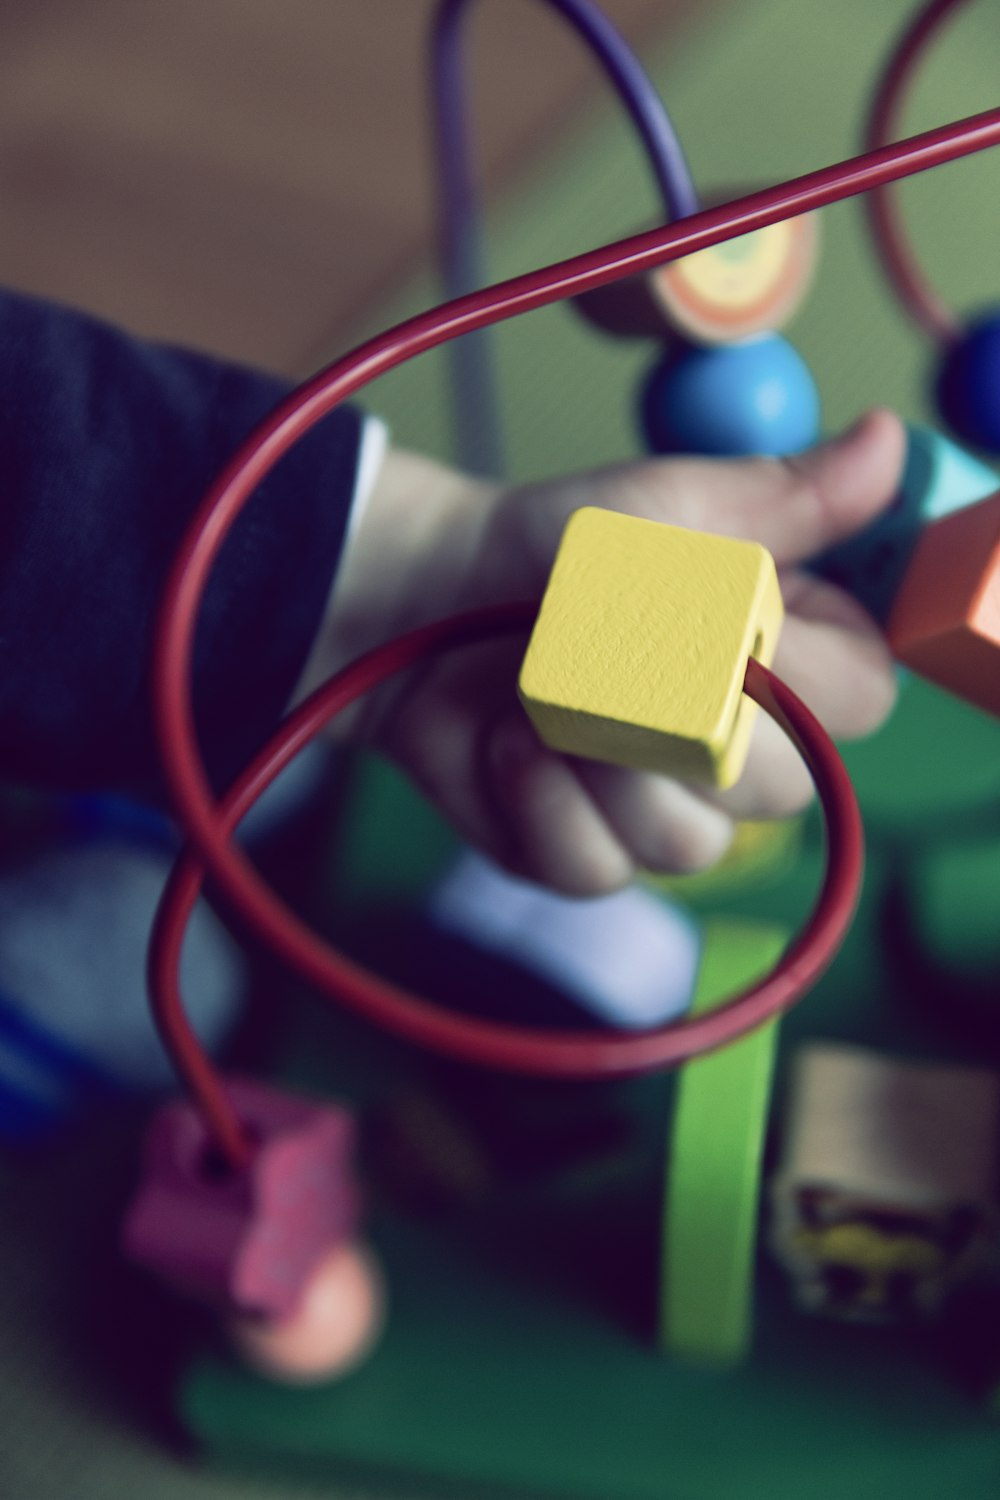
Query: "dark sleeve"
0 287 363 800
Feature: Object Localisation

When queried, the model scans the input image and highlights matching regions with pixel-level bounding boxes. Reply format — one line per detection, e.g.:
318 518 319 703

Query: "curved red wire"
151 106 1000 1165
865 0 974 344
150 605 862 1167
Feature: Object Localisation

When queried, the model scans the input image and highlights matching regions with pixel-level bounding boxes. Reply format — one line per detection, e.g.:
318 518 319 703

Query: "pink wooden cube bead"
122 1078 361 1319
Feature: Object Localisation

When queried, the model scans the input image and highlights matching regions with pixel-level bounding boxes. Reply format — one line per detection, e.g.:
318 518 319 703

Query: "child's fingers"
386 667 734 896
375 649 517 871
484 713 635 894
373 644 632 895
571 758 734 874
508 407 906 587
705 712 816 821
380 592 895 893
370 410 906 896
695 609 895 824
771 591 898 741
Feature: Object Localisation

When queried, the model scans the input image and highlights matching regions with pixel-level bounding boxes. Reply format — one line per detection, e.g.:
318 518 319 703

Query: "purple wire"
431 0 698 475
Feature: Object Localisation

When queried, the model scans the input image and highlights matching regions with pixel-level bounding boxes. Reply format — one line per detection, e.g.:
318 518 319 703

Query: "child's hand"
296 410 905 896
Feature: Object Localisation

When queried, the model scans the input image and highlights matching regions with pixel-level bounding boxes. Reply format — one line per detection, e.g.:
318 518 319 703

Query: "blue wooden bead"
936 310 1000 454
639 334 820 458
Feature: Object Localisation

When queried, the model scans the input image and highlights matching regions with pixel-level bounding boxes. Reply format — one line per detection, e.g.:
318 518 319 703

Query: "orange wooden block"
886 488 1000 718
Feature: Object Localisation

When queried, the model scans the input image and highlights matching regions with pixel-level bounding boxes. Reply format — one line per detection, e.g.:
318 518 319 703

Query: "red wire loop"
866 0 975 344
150 605 863 1169
150 106 1000 1167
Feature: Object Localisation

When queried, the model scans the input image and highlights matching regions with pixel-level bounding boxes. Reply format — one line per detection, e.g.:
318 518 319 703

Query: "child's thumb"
626 408 908 566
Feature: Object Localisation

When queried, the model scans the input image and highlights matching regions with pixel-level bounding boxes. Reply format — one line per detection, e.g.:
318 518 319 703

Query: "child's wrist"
289 446 498 743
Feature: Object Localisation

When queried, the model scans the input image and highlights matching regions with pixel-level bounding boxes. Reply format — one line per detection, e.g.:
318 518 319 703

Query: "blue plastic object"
936 310 1000 454
0 842 246 1140
0 989 115 1140
429 851 702 1029
639 334 820 458
811 423 998 623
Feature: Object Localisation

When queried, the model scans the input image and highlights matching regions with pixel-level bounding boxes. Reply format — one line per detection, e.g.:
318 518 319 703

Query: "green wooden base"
179 680 1000 1499
182 1212 999 1500
662 920 787 1365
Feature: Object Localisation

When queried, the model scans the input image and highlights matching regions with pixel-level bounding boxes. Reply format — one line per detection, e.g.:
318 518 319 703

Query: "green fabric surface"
5 2 1000 1498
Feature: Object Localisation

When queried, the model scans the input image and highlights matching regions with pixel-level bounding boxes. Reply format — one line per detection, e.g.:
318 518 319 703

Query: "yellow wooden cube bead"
518 507 784 788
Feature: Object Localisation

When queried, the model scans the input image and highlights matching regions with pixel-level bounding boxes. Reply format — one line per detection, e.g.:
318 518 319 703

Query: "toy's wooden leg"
660 919 787 1365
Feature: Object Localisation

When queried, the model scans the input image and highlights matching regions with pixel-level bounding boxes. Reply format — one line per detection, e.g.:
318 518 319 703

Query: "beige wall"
0 1 699 373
